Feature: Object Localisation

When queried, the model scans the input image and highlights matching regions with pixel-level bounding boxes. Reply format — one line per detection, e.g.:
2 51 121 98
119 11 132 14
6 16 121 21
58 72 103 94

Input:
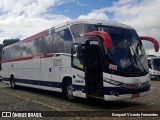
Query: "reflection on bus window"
72 45 84 69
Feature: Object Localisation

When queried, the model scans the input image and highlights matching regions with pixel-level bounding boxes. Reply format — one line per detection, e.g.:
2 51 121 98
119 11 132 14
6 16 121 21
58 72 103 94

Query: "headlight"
103 77 122 86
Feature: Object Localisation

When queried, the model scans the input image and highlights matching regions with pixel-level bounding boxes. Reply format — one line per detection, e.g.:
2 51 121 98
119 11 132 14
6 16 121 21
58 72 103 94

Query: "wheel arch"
10 73 17 89
10 73 15 81
62 75 73 93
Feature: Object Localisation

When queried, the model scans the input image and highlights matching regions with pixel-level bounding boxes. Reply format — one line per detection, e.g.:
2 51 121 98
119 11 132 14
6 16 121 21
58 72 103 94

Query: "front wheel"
10 77 16 89
64 81 75 101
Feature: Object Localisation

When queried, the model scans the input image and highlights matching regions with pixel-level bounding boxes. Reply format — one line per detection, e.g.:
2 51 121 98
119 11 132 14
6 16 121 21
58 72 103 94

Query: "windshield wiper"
129 43 146 73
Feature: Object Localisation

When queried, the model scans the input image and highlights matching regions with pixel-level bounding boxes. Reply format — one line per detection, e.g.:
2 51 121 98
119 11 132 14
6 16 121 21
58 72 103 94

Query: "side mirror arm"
140 36 159 52
83 31 112 49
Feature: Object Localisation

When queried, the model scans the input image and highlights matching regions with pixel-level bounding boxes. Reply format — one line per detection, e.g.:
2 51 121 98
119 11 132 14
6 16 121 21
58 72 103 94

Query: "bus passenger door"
85 40 104 97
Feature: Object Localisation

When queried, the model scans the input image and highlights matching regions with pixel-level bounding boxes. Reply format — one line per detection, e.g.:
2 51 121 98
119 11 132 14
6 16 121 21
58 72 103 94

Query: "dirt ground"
0 80 159 120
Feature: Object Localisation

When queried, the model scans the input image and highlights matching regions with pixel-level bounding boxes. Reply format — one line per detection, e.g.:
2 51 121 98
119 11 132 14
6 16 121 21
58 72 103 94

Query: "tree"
0 44 3 52
3 39 20 47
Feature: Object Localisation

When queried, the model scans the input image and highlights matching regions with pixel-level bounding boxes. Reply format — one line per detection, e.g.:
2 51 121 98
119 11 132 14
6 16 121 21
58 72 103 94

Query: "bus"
147 56 160 80
1 19 159 101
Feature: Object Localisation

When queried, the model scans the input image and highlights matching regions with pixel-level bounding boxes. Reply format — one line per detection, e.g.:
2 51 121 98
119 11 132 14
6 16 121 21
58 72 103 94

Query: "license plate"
132 93 140 98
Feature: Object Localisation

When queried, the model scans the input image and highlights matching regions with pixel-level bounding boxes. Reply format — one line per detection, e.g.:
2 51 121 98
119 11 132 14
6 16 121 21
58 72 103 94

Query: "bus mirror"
84 31 112 49
140 36 159 52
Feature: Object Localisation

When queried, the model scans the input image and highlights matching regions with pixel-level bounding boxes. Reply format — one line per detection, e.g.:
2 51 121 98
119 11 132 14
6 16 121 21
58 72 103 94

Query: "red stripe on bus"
40 54 55 58
0 54 54 63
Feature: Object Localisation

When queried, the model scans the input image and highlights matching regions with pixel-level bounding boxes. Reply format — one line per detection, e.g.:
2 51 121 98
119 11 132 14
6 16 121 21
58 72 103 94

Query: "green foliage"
0 44 3 53
3 39 20 47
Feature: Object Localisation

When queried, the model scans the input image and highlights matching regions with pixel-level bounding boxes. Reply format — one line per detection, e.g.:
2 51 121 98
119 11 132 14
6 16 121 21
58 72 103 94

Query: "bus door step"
88 94 104 99
90 89 103 97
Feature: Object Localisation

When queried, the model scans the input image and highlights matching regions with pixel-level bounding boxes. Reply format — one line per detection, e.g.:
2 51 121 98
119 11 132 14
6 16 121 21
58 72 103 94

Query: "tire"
64 81 75 101
10 76 16 89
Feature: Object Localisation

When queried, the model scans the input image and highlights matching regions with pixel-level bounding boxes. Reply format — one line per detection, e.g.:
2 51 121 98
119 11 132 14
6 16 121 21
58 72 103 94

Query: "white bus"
1 19 159 101
147 56 160 79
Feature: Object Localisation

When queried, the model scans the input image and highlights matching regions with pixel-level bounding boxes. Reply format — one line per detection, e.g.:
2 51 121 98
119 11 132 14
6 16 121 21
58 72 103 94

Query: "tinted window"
3 44 23 60
12 45 23 59
19 39 41 57
33 39 40 56
2 29 73 60
27 41 33 57
148 59 152 68
63 29 73 53
53 31 64 53
152 59 160 69
96 26 148 75
40 35 53 54
53 28 72 53
23 42 29 57
70 24 96 43
3 48 11 60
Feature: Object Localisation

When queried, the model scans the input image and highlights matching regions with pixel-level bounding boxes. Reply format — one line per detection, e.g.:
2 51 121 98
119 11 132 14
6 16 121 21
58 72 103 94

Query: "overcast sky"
0 0 159 55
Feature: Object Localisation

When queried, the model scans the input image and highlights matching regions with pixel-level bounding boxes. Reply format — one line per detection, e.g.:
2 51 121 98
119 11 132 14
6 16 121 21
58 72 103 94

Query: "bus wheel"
10 77 16 89
65 81 75 101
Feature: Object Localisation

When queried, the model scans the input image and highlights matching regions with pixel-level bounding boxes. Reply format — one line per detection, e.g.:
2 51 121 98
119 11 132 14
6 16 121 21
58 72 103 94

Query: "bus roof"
3 19 134 49
56 19 134 30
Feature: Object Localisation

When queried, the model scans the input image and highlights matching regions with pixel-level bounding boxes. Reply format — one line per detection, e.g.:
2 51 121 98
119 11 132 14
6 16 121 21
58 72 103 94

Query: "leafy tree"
3 39 20 47
0 44 3 52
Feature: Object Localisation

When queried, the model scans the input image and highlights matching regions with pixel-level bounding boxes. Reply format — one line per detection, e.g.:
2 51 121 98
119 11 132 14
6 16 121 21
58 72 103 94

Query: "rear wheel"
10 76 16 89
64 81 75 101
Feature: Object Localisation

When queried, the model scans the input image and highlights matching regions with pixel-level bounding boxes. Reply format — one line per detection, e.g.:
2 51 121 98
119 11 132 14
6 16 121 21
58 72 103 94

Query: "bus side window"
2 49 6 60
148 59 152 68
33 39 41 56
63 29 72 41
63 29 73 53
53 31 64 53
5 48 12 60
12 45 23 59
40 35 53 55
53 28 73 53
25 41 34 57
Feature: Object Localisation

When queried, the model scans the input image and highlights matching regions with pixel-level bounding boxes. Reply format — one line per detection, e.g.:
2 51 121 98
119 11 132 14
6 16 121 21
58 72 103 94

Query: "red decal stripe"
0 54 54 63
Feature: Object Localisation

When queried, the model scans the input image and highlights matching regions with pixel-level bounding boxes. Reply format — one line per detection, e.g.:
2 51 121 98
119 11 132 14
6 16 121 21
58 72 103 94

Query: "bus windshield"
152 58 160 70
70 24 148 77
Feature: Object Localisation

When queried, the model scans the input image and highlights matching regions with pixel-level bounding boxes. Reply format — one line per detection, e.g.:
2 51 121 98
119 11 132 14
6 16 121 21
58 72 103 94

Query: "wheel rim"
67 85 73 99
